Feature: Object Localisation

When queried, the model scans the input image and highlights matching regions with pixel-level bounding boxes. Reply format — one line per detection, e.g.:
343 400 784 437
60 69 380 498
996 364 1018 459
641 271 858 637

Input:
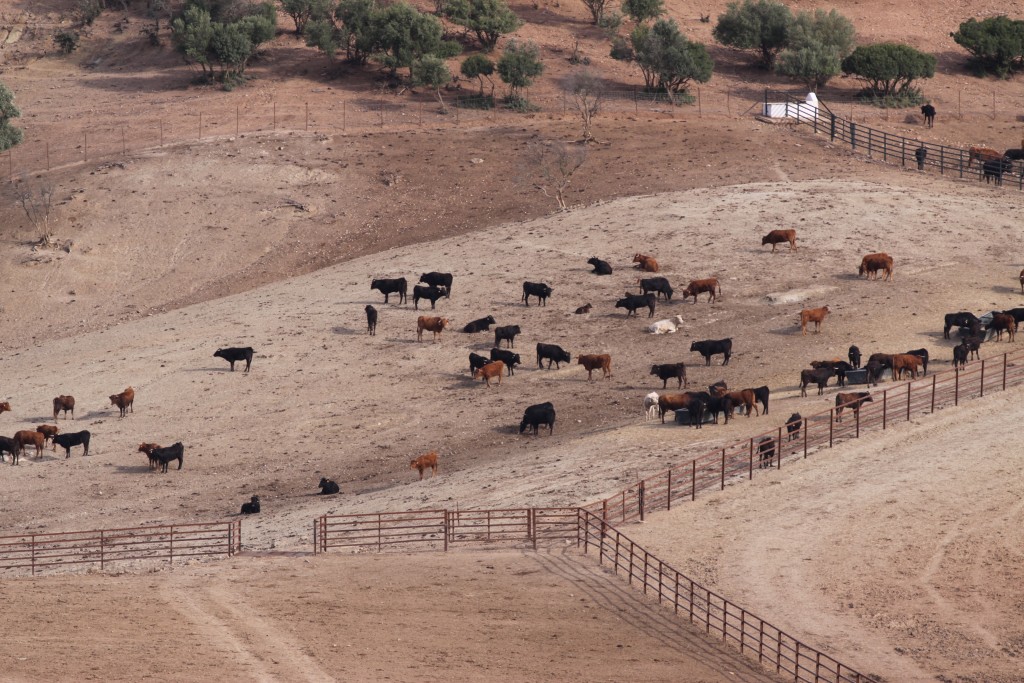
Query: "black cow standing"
365 305 378 335
920 103 935 128
52 430 91 459
915 146 927 171
848 345 861 369
214 347 254 372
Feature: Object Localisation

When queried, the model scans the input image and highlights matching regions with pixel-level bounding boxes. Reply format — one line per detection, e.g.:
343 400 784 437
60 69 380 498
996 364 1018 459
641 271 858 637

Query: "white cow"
643 392 660 422
647 315 685 334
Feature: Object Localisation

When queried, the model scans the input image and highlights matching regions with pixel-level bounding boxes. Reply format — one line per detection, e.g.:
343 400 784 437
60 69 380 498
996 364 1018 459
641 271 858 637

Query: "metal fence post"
1003 353 1007 390
720 448 726 490
803 418 807 457
907 382 912 421
850 122 856 151
691 460 696 501
955 367 960 405
748 438 754 479
981 359 986 397
829 409 834 447
667 469 672 511
638 481 645 521
931 374 937 412
829 113 836 142
883 390 887 429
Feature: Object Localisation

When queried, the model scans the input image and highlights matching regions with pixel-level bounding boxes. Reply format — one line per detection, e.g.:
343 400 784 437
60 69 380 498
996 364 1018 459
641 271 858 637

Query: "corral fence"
582 347 1024 524
766 90 1024 191
0 520 242 575
313 507 879 683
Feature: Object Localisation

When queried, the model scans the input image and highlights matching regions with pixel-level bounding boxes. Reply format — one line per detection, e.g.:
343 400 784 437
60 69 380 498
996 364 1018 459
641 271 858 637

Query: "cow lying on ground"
469 352 491 374
319 478 340 495
848 345 862 369
892 353 923 380
522 281 553 306
800 367 834 396
615 292 656 318
463 315 496 333
835 392 872 422
638 277 673 300
138 443 162 470
371 277 407 304
986 312 1017 341
110 387 135 418
632 253 659 272
943 312 980 339
365 305 378 335
0 435 17 464
151 442 184 473
682 278 721 304
520 402 556 435
416 316 449 342
0 401 9 416
537 343 571 369
494 325 521 348
419 272 453 298
53 430 90 458
761 229 797 253
650 363 687 389
412 284 447 310
214 347 254 372
577 354 612 381
647 315 685 334
410 451 439 479
587 257 613 275
13 430 44 463
53 395 75 420
690 338 732 366
758 437 776 468
473 360 505 386
36 424 59 449
241 496 261 514
858 253 894 281
643 392 660 422
786 413 802 441
799 306 830 335
574 304 592 314
490 348 521 376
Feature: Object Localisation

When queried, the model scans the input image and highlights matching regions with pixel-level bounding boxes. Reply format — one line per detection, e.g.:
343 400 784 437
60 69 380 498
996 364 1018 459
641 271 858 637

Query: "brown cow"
36 424 59 450
799 306 830 335
410 451 438 480
682 278 721 304
110 387 134 418
577 354 612 381
138 442 163 470
712 385 756 416
473 360 505 387
53 395 75 420
13 430 45 462
761 229 797 253
968 146 1002 168
632 253 659 272
891 353 923 380
657 392 706 426
417 316 450 342
858 253 893 281
835 392 872 423
0 401 10 416
987 312 1017 342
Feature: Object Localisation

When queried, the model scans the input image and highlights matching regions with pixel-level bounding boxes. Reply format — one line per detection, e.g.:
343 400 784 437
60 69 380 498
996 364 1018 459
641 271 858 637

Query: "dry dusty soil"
2 1 1024 680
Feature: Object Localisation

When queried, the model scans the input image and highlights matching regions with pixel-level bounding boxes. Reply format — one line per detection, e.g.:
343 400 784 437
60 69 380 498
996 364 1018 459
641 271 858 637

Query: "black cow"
537 343 571 369
522 282 553 307
0 435 18 464
811 360 854 386
690 338 732 366
365 305 378 335
587 257 613 275
679 396 709 429
920 103 935 127
463 315 496 333
214 347 254 372
800 367 834 397
52 430 90 459
703 393 732 425
616 293 656 318
419 272 453 298
490 348 522 376
371 277 407 304
1001 308 1024 326
638 277 673 301
752 385 770 415
469 352 491 374
650 363 687 389
1004 149 1024 161
757 437 776 469
318 478 340 495
494 325 521 348
520 402 555 435
943 312 980 339
983 157 1013 186
905 348 929 375
848 345 861 369
785 413 802 442
953 342 968 369
963 335 983 360
151 442 184 473
241 495 260 514
412 284 446 310
864 360 885 386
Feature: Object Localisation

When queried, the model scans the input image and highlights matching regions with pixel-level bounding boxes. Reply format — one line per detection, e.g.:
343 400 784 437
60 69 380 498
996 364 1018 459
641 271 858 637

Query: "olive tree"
621 0 662 24
951 16 1024 77
713 0 792 69
841 42 936 99
444 0 521 50
497 39 543 101
411 54 452 110
0 83 23 152
631 18 713 99
776 8 855 88
461 54 495 96
369 2 459 76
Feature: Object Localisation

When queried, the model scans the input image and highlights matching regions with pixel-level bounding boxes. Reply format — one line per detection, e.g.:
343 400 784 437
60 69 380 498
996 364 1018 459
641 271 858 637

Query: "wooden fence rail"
0 521 242 575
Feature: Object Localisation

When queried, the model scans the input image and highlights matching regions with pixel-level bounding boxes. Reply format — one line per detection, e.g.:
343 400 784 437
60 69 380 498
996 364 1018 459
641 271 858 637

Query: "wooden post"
777 427 783 469
980 359 986 397
748 438 754 479
691 460 696 501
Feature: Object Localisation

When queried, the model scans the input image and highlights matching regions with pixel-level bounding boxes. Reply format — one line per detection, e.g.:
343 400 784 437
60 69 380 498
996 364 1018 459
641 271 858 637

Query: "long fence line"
769 90 1024 191
581 347 1024 523
312 506 878 683
0 520 242 575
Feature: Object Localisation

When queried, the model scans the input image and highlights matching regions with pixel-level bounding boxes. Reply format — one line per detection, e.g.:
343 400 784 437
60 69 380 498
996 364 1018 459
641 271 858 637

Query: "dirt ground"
2 1 1024 681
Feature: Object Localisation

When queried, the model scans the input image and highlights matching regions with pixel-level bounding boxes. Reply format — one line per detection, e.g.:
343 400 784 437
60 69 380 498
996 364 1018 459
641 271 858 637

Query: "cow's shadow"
332 326 362 335
110 464 154 474
182 367 231 372
991 285 1021 295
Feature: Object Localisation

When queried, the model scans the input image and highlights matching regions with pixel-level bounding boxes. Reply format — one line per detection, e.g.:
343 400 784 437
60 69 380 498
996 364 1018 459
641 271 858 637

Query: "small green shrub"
54 30 81 54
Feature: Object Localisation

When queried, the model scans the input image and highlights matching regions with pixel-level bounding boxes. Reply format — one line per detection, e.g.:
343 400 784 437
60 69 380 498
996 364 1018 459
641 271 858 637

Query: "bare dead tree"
566 69 604 143
526 140 588 211
12 175 56 247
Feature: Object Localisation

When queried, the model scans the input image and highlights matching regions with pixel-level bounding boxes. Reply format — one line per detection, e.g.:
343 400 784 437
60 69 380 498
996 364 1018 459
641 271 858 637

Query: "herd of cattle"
968 146 1024 187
